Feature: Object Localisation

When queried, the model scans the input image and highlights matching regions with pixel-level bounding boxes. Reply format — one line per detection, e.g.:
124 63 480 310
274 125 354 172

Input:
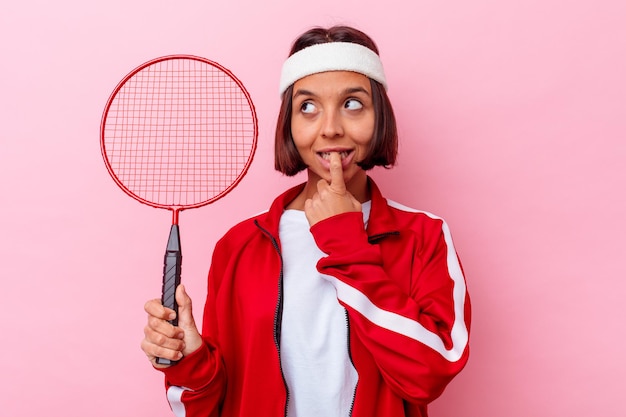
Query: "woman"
141 25 471 417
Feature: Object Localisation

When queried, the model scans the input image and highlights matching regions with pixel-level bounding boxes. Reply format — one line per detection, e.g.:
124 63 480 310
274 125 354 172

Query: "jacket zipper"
345 309 357 417
254 220 290 417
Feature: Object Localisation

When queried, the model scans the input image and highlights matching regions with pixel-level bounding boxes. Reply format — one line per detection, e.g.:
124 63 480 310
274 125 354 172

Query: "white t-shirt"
278 203 370 417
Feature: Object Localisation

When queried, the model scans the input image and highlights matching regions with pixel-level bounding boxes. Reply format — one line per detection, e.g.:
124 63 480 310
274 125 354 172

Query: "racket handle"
156 224 182 366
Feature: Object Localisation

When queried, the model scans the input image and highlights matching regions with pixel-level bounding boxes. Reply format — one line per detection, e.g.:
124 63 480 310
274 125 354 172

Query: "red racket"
100 55 257 365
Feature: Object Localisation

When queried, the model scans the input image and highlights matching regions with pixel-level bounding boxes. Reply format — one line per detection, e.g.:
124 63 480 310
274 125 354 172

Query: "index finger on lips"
329 152 346 193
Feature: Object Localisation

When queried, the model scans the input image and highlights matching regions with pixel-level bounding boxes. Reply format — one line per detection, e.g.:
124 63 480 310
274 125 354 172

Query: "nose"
320 109 344 139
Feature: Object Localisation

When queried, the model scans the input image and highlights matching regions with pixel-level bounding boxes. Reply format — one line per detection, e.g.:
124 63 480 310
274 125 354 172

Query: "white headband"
279 42 388 96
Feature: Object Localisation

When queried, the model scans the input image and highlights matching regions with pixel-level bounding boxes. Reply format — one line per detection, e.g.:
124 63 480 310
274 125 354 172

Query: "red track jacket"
160 178 471 417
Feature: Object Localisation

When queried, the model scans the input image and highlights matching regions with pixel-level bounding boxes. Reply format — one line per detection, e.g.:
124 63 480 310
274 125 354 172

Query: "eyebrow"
292 86 371 100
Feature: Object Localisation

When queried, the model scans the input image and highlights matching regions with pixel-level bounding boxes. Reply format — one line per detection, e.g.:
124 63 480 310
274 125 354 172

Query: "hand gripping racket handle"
156 224 182 366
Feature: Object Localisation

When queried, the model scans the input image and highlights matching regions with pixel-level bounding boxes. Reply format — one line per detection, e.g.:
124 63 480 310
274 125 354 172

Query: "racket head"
100 55 258 214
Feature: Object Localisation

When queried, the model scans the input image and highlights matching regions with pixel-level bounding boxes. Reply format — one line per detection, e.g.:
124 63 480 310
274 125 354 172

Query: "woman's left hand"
304 152 361 226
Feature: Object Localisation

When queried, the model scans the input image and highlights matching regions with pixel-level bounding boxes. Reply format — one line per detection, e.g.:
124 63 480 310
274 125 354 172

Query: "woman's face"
290 70 375 189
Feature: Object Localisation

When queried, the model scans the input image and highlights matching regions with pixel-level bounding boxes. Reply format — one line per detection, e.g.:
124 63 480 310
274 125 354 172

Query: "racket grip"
156 224 182 366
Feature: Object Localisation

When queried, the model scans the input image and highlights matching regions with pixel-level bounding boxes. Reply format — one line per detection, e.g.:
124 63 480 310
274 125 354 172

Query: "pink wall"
1 1 625 415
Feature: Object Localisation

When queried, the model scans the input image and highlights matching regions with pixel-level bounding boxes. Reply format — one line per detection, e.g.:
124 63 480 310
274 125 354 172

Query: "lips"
316 149 355 169
318 150 351 160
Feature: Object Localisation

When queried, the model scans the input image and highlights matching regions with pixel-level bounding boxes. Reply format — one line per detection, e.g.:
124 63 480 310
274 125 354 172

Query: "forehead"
292 71 372 96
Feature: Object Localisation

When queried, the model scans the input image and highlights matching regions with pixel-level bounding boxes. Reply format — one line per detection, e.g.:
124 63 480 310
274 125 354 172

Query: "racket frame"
100 54 258 225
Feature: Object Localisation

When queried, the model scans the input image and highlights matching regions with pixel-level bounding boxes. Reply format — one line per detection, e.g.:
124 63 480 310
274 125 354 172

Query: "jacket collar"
255 177 398 241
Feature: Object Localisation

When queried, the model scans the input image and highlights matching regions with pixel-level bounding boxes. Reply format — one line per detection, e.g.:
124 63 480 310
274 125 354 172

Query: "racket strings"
103 58 256 207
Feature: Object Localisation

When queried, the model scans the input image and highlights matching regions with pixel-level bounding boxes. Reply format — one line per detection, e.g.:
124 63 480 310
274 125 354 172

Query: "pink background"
1 0 625 415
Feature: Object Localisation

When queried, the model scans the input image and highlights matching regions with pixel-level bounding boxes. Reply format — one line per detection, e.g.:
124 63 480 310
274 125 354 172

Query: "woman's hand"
304 152 361 226
141 284 203 368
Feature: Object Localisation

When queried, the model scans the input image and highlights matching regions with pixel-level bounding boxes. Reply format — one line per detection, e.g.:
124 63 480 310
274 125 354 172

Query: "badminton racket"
100 55 257 365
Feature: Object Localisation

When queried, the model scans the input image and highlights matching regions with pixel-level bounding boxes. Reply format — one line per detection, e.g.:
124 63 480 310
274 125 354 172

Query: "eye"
344 99 363 110
300 101 316 114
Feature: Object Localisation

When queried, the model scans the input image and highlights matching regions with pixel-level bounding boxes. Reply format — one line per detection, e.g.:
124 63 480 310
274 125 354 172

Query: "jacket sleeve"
157 241 229 417
158 341 226 417
311 211 471 404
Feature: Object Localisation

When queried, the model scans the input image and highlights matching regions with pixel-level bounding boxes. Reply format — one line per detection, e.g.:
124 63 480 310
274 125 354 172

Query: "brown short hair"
274 26 398 176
